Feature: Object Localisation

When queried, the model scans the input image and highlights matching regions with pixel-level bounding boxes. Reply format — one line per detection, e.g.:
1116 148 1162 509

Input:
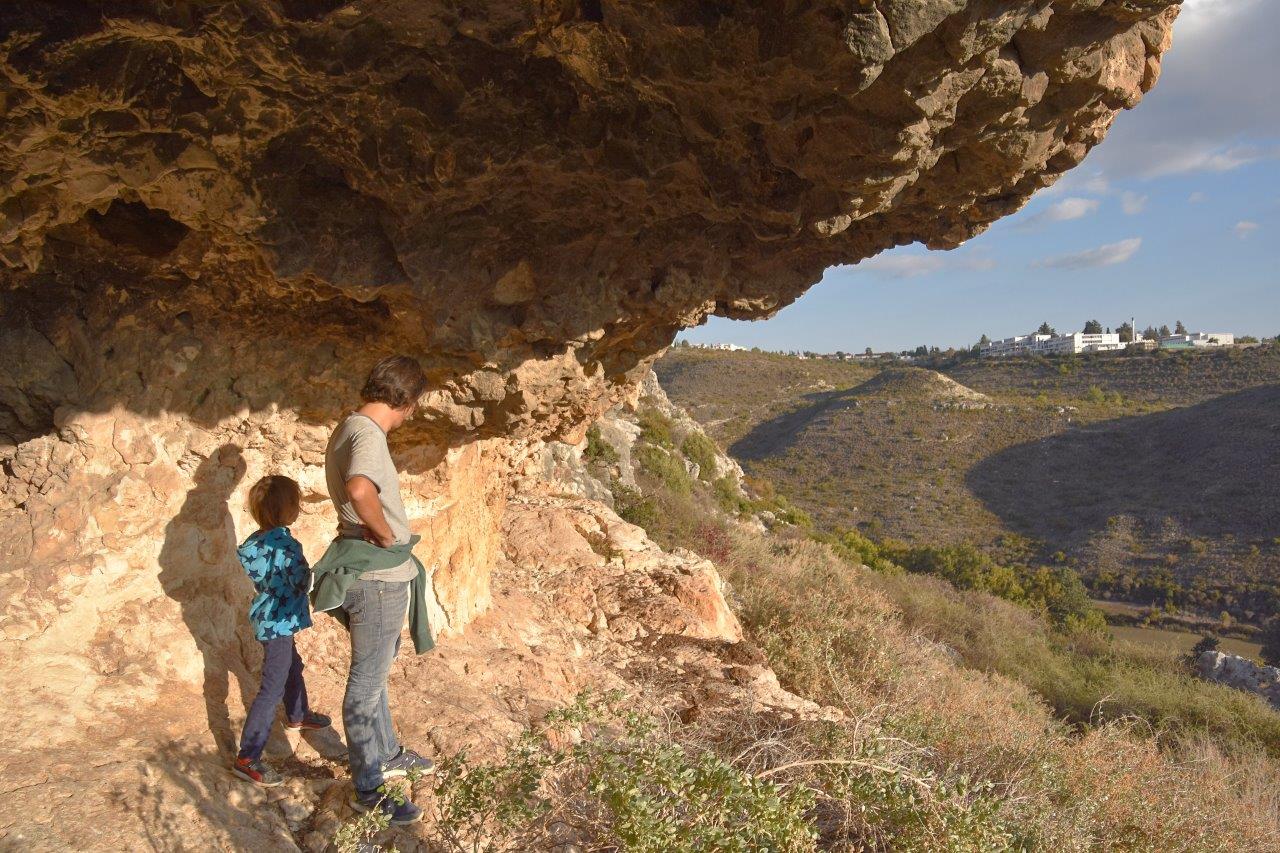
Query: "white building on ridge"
980 332 1126 358
1159 332 1234 349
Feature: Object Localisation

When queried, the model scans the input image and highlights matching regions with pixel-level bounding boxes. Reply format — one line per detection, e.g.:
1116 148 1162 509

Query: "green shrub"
771 501 814 528
814 528 903 576
429 693 818 853
613 482 660 530
636 444 693 495
712 476 751 515
636 407 675 448
876 541 1104 630
680 432 719 480
584 425 619 466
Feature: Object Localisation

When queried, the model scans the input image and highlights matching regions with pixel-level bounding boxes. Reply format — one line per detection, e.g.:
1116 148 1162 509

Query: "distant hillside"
948 345 1280 405
656 345 1280 622
654 348 879 444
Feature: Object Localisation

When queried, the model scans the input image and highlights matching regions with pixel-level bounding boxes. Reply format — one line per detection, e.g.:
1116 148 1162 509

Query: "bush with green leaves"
635 444 693 495
877 540 1105 630
612 482 660 531
428 693 817 853
712 475 752 515
333 771 430 853
636 407 676 449
584 425 619 466
1187 633 1220 667
679 432 719 480
1261 619 1280 667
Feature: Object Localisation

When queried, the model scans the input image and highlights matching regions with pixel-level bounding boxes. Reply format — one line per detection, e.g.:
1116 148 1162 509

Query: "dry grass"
716 528 1280 850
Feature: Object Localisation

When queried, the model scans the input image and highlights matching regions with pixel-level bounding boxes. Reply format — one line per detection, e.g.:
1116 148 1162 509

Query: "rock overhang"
1 0 1179 442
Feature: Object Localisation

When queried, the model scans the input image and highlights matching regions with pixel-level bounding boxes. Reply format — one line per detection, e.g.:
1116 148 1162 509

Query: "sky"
679 0 1280 353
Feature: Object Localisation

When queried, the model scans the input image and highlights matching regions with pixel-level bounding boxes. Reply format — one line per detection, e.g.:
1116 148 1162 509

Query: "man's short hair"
248 475 301 530
361 355 428 410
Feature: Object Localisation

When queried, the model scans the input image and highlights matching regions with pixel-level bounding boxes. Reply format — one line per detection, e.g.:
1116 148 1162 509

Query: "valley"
657 345 1280 628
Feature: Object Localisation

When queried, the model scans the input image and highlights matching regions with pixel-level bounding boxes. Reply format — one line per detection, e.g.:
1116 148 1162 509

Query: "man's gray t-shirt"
325 413 417 582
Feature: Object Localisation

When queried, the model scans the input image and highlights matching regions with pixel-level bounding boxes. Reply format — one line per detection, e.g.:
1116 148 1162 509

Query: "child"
232 475 332 786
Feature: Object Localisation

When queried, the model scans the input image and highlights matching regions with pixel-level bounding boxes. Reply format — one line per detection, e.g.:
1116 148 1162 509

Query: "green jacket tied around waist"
309 535 435 654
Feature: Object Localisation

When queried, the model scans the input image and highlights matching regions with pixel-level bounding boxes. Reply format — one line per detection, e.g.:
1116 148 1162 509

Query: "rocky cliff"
1199 651 1280 711
0 1 1180 848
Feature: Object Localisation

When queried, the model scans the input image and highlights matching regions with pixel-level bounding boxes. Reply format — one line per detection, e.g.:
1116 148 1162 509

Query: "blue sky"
680 0 1280 353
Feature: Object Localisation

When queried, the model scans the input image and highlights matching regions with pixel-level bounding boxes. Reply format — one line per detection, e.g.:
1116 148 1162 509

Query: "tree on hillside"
978 334 990 347
1261 619 1280 667
1037 322 1056 336
1175 320 1188 334
914 345 928 357
864 346 874 356
1083 320 1103 334
1117 322 1134 343
1142 326 1159 341
1186 634 1219 668
1158 324 1171 338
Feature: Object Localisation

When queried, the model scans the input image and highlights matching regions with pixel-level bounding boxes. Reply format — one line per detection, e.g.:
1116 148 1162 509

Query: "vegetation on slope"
656 345 1280 628
600 407 1280 849
342 391 1280 851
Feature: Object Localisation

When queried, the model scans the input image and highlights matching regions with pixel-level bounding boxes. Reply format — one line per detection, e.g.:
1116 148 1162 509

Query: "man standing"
311 355 436 825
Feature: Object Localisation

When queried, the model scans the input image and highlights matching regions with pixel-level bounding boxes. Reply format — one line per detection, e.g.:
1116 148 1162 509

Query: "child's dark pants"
237 635 308 761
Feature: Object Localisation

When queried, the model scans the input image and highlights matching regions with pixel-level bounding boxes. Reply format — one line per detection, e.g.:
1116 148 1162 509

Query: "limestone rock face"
0 2 1180 842
1198 651 1280 710
1 1 1180 444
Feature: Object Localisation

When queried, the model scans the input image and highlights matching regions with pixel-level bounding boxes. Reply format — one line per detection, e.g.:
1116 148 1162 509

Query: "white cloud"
1045 197 1100 222
1087 0 1280 180
1081 176 1112 195
1020 196 1101 228
1034 238 1143 270
856 252 996 279
1141 144 1278 178
1121 191 1148 215
1235 220 1259 238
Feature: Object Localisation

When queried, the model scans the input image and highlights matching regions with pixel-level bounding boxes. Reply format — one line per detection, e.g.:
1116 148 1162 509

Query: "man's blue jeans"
238 635 308 761
341 578 408 795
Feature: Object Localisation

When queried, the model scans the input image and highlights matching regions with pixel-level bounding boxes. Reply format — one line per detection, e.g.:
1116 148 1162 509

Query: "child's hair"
247 475 301 530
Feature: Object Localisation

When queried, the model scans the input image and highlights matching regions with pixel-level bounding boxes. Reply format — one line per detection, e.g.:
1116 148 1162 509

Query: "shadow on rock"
119 739 331 851
157 444 259 756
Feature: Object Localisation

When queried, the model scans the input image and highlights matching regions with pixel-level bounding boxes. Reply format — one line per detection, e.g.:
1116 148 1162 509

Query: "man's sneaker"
381 747 435 780
285 711 332 731
232 757 284 787
350 791 423 825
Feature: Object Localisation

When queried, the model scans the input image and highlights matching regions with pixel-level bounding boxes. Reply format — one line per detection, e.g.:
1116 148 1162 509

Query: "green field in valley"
1110 624 1262 662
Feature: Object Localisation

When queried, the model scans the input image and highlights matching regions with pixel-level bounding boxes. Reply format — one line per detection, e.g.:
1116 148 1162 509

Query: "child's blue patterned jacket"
237 527 313 641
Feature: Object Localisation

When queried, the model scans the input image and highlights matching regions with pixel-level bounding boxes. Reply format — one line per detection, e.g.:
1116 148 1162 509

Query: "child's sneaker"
285 711 332 731
350 791 423 825
232 756 284 787
381 746 435 779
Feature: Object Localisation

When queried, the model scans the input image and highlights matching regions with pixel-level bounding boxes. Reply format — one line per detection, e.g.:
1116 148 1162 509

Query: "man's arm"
346 476 395 547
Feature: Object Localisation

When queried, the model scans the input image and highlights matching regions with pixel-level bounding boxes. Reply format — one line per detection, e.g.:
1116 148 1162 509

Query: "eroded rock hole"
580 0 604 23
86 200 190 258
278 0 348 22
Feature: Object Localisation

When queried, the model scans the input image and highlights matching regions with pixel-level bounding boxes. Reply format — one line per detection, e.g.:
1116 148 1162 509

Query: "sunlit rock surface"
0 1 1178 846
